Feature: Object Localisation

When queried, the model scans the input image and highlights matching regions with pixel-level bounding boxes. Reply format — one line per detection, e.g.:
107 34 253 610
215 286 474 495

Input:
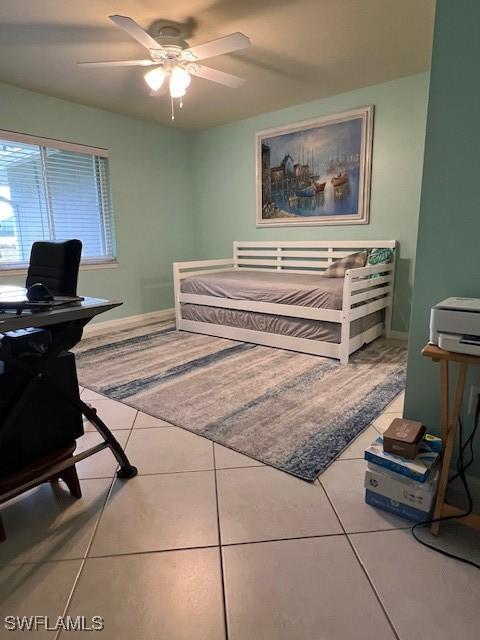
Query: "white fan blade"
78 59 156 68
181 32 250 61
109 15 163 51
190 64 245 88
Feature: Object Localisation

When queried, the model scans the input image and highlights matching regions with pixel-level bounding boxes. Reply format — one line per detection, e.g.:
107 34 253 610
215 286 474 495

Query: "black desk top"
0 298 121 333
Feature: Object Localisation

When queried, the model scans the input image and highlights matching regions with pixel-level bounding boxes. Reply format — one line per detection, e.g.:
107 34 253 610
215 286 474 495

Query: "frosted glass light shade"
144 67 167 91
169 67 191 98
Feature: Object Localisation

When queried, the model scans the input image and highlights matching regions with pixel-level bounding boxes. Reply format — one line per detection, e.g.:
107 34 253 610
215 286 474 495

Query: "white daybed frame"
173 240 396 364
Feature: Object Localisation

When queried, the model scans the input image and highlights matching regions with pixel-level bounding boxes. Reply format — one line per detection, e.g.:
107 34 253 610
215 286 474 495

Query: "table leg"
431 362 467 535
439 360 449 442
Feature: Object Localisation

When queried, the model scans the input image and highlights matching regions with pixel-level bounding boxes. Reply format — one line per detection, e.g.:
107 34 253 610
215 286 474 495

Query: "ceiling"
0 0 435 131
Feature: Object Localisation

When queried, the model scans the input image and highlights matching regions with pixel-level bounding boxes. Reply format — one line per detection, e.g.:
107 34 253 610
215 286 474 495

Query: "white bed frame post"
384 245 397 339
340 273 352 365
173 262 182 326
233 241 239 270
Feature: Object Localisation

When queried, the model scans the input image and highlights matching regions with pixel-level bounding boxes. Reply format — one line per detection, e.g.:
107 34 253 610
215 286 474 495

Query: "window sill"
0 260 119 277
80 260 119 272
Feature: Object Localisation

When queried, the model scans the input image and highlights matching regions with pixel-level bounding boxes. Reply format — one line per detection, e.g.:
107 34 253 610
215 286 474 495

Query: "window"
0 131 116 269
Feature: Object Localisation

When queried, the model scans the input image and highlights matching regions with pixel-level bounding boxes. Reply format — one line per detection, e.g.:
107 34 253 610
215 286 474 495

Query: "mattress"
181 269 344 309
181 303 384 344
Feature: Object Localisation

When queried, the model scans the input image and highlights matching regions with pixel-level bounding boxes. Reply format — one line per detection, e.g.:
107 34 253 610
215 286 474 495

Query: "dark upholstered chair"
26 239 83 349
26 239 82 296
0 239 84 542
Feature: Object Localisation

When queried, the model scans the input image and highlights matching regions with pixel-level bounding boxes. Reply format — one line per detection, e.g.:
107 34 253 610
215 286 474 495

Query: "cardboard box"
365 463 438 513
365 490 431 522
383 418 426 459
364 436 439 482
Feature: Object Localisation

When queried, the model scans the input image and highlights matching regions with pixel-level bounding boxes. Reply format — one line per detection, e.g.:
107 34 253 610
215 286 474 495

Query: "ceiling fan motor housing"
149 43 187 63
148 20 192 59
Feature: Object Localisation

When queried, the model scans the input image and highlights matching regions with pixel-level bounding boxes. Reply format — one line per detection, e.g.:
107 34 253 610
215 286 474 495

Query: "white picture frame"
256 106 374 227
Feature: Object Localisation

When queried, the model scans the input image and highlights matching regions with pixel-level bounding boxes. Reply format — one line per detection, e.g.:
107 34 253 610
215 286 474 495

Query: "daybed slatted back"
233 240 396 273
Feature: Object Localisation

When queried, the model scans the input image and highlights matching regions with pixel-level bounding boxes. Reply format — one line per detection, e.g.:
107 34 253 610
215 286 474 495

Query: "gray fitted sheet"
181 269 344 309
181 303 384 344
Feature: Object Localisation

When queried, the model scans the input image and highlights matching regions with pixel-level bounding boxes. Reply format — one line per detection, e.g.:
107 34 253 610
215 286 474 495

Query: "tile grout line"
55 558 87 640
6 527 413 568
345 533 402 640
55 418 137 640
212 442 230 640
74 543 220 562
318 480 402 640
7 533 353 568
222 531 346 548
77 462 265 481
130 424 173 430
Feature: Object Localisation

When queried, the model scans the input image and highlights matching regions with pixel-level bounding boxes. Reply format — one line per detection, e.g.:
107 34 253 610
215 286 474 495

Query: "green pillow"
368 248 393 278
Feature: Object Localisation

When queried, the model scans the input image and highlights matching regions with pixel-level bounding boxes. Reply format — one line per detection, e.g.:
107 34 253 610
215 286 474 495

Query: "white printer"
430 297 480 355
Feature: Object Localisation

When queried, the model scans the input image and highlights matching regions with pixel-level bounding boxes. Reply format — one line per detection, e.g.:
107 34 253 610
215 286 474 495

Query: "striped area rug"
75 322 406 481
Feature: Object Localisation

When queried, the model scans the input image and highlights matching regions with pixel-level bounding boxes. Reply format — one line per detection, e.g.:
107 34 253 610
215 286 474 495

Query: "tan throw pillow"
324 251 368 277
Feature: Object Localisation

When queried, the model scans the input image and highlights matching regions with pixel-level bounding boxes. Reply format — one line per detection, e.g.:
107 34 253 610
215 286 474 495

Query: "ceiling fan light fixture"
169 66 191 98
79 16 250 121
144 67 167 91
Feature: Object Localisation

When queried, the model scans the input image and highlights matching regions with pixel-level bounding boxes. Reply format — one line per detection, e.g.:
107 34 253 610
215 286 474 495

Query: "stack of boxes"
364 418 442 521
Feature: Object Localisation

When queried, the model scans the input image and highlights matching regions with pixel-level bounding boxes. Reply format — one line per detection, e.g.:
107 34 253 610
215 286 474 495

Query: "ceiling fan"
78 15 251 120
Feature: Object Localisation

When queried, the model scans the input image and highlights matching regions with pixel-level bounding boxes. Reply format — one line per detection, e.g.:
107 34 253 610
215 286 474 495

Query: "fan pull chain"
171 96 175 121
180 97 183 109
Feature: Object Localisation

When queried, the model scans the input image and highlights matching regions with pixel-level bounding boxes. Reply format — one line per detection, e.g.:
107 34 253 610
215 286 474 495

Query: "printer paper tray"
437 332 480 356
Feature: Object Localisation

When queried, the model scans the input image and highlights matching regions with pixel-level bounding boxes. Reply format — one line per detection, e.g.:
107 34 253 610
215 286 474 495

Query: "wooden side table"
422 344 480 535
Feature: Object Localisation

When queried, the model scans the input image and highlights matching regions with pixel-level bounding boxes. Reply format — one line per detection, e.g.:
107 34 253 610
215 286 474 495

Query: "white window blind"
0 132 116 269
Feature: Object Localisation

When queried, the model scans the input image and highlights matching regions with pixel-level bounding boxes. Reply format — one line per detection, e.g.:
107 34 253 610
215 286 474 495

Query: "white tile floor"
1 389 479 640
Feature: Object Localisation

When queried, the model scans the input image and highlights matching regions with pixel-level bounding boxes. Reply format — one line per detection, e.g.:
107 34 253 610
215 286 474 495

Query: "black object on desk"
26 239 82 296
0 298 138 516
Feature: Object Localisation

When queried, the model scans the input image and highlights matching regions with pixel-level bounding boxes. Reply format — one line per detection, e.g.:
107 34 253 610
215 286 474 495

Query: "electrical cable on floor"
410 395 480 569
449 399 480 483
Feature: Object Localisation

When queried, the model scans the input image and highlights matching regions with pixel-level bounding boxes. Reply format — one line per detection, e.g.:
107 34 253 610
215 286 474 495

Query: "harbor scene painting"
256 106 373 226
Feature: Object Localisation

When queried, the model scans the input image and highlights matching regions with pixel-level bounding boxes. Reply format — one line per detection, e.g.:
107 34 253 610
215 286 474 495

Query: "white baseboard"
84 308 175 338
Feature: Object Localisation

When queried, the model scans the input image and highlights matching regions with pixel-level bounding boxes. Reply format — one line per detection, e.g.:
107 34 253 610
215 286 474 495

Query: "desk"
0 297 116 332
0 298 137 507
422 344 480 535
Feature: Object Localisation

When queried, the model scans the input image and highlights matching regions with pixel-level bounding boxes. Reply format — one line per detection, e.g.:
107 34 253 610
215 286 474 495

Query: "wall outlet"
468 384 480 414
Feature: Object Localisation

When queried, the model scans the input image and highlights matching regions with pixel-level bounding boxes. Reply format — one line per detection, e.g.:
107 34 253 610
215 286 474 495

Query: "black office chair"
26 239 83 349
26 239 82 296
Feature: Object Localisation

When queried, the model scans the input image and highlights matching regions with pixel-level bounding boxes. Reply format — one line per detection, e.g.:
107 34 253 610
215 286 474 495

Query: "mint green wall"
191 73 430 332
0 82 195 320
0 73 429 330
405 1 480 473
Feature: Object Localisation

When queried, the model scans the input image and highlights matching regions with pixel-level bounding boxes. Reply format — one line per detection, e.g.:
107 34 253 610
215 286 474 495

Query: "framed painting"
256 106 374 227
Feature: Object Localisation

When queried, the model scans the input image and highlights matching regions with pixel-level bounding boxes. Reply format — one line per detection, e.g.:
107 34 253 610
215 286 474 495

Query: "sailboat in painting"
331 173 349 188
295 185 316 197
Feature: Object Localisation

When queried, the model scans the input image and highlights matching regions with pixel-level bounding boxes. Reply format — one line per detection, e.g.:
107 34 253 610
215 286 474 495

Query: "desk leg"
80 400 138 479
431 362 467 536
